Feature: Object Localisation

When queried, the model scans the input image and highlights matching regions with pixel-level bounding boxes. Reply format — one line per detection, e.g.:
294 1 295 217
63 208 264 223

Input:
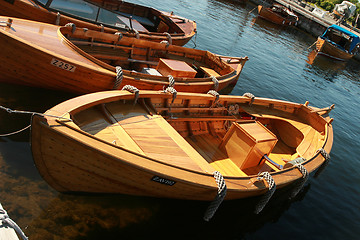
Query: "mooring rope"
203 171 227 221
114 66 123 89
254 172 276 214
0 208 28 240
0 105 72 137
289 164 309 199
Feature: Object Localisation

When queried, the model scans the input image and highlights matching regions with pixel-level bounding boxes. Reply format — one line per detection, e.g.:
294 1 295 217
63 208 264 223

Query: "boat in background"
316 24 360 61
31 89 333 213
0 0 197 46
257 4 298 26
0 17 247 94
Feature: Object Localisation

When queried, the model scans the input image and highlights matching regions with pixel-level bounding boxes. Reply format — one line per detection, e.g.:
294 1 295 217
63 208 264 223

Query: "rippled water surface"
1 0 360 239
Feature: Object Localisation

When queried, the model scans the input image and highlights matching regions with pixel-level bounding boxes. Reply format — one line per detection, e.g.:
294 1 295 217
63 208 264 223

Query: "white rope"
164 32 172 45
168 75 175 88
0 208 28 240
254 172 276 214
207 90 219 106
160 40 170 48
211 76 219 91
203 171 227 221
65 22 76 34
114 66 123 89
289 164 309 199
121 85 139 104
243 92 255 106
163 87 177 104
315 148 331 177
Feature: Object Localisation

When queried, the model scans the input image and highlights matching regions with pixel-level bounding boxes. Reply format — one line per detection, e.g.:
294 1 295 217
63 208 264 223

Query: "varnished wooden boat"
0 0 196 46
31 90 334 204
316 25 360 61
0 17 247 94
257 4 298 26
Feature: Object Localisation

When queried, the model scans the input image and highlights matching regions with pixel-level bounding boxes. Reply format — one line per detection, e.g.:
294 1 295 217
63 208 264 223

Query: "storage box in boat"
156 58 197 78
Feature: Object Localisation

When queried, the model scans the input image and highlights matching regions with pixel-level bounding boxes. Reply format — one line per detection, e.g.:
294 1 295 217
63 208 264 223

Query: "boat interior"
61 27 233 80
64 95 327 177
38 0 185 35
322 28 353 52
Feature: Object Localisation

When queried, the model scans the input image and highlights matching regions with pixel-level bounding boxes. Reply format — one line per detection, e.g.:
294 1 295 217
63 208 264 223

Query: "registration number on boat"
151 176 176 186
51 58 76 72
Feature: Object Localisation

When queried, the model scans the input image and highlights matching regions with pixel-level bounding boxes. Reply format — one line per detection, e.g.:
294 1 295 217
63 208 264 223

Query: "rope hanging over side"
203 171 227 221
0 208 28 240
65 22 76 34
133 29 139 39
168 75 175 88
254 172 276 214
121 85 139 104
163 87 177 104
164 32 172 45
243 92 255 106
315 148 331 178
207 90 219 106
115 32 123 42
289 164 309 199
211 76 219 91
114 66 123 89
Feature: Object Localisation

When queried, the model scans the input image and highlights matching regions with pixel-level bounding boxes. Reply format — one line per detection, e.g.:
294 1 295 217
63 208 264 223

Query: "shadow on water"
22 181 311 240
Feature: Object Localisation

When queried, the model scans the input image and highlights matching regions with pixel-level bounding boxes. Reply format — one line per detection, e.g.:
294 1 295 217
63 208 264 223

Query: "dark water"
0 0 360 239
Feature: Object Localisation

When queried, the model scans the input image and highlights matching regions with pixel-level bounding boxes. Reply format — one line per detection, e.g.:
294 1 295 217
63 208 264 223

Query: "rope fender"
0 208 28 240
254 172 276 214
203 171 227 221
315 148 331 177
114 66 123 89
289 164 309 199
211 76 219 91
168 75 175 88
163 86 177 104
207 90 219 106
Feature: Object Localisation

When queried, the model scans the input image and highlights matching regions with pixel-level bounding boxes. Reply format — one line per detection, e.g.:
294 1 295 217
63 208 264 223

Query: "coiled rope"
289 164 309 199
254 172 276 214
64 22 76 34
121 85 139 104
203 171 227 221
315 148 331 178
114 66 123 89
243 92 255 106
0 105 72 137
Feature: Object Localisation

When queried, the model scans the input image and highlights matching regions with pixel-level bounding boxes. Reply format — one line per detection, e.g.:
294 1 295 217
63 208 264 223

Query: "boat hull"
316 37 354 61
31 90 333 201
0 0 196 46
0 17 247 94
257 5 297 25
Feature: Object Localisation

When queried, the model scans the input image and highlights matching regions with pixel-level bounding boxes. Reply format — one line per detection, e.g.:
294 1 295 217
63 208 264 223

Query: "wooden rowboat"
0 0 196 46
31 90 334 211
0 17 247 94
257 4 298 26
316 25 360 61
